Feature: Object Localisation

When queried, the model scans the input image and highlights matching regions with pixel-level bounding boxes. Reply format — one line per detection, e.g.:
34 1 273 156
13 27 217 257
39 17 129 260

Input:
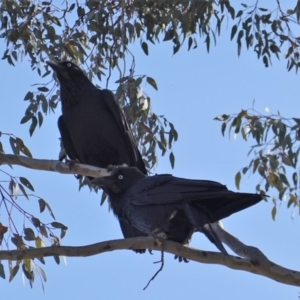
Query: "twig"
143 250 164 290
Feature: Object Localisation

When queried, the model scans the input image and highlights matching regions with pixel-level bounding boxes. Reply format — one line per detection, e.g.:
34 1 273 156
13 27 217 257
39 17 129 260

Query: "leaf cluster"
215 108 300 219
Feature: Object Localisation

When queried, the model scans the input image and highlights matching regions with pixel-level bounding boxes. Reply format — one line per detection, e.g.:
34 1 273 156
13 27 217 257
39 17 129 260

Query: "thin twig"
143 249 165 290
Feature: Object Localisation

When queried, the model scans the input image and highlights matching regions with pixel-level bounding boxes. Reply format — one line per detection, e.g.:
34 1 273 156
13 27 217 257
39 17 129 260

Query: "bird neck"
59 78 95 112
108 193 125 219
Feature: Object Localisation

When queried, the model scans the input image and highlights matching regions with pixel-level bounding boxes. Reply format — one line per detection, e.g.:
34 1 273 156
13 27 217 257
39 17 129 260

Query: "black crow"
47 61 148 252
92 167 264 254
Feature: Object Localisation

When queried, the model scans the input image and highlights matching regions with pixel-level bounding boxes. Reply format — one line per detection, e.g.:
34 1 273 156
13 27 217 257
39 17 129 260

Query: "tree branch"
0 152 110 178
0 237 299 287
1 152 300 287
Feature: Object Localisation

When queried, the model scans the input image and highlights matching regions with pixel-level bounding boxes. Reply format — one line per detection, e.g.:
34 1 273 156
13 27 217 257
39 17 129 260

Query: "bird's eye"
118 175 123 180
66 62 72 68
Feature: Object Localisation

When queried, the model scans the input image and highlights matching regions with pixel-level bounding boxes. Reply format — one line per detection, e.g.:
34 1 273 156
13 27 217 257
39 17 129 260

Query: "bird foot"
66 159 81 179
174 255 189 263
151 230 167 246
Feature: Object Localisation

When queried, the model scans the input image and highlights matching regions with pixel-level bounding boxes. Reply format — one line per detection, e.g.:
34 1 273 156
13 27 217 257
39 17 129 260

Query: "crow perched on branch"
47 61 148 252
92 167 264 254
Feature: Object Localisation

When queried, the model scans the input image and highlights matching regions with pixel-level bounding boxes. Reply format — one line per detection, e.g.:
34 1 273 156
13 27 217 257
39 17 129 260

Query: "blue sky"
1 2 300 299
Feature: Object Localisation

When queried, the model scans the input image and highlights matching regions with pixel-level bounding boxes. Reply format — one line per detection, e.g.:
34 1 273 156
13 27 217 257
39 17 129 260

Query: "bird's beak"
47 61 71 79
46 61 63 71
92 176 122 193
91 176 119 192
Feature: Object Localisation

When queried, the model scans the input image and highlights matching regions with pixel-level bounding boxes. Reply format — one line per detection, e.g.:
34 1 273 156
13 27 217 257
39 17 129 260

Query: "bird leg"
174 255 189 263
149 229 167 263
150 229 167 246
65 159 83 180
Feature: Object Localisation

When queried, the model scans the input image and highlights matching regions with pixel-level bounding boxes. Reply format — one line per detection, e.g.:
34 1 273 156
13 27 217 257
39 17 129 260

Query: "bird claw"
66 159 82 179
174 255 189 263
151 230 167 246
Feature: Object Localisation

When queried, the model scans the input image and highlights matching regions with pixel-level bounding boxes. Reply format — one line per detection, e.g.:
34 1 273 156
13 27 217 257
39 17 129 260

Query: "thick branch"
0 152 110 178
1 152 299 287
0 237 299 287
214 222 268 260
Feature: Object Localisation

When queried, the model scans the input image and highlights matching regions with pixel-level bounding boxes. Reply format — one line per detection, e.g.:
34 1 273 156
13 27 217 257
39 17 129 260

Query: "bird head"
46 61 90 83
91 166 146 194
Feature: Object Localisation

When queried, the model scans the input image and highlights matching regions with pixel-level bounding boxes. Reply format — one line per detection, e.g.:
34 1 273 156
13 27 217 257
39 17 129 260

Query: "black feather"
47 61 148 253
92 167 264 254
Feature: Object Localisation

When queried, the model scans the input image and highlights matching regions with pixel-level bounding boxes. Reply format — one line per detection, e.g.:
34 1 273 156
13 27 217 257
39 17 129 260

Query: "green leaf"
221 122 227 136
236 10 243 18
235 171 241 190
69 3 75 11
22 262 33 281
9 137 19 155
38 111 43 127
39 198 46 213
271 205 277 220
188 36 193 51
135 77 143 87
231 25 238 40
37 86 49 92
24 228 36 241
46 202 56 219
205 34 210 53
39 225 48 238
16 138 32 158
24 91 34 101
242 167 248 174
19 177 34 191
146 76 158 91
29 116 38 136
51 222 68 230
31 217 41 227
279 173 290 187
18 183 29 200
263 55 269 67
20 114 33 124
54 255 60 265
0 263 5 279
141 42 149 55
292 172 298 187
9 265 19 282
11 50 17 61
42 70 51 78
115 76 129 84
237 29 244 41
61 228 67 239
169 152 175 169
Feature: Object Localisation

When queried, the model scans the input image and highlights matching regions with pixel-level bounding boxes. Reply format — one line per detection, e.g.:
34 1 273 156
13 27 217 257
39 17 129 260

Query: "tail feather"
184 203 227 254
192 193 263 223
200 223 227 255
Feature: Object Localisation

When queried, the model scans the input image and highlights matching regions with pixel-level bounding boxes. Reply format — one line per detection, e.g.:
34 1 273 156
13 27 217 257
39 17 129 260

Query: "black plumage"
47 61 148 252
92 167 264 254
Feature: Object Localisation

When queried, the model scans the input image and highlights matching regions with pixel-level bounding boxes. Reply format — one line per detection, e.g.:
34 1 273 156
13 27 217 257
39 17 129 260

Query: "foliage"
215 107 300 219
0 133 67 288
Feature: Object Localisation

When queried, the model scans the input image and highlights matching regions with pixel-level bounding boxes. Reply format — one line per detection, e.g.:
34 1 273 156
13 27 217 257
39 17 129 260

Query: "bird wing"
130 175 228 205
101 89 147 174
130 174 263 222
58 116 79 160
